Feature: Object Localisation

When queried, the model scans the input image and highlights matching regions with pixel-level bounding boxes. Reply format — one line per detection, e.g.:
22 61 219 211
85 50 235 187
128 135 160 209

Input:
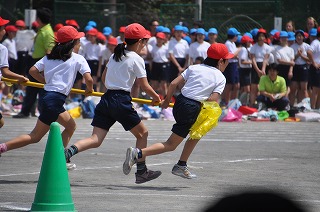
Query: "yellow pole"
1 77 174 107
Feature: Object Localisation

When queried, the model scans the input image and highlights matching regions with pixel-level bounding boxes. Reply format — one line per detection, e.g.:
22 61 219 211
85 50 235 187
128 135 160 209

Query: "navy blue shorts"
150 62 170 81
277 64 291 86
309 65 320 87
223 62 239 84
292 64 308 82
38 91 67 126
91 90 141 131
87 60 99 76
239 68 252 86
172 94 201 138
169 58 186 82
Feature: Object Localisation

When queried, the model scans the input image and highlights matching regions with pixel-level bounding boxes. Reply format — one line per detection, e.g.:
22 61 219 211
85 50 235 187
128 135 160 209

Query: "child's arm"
82 72 94 96
161 75 184 108
1 67 28 83
207 92 221 102
29 66 45 84
137 77 161 105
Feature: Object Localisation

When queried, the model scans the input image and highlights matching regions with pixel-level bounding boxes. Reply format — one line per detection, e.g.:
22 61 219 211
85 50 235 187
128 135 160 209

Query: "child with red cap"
0 17 29 129
0 26 94 168
64 23 162 184
123 43 233 179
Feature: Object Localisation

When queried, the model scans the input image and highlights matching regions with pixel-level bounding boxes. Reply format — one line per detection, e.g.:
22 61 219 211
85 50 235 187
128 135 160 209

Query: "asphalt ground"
0 117 320 211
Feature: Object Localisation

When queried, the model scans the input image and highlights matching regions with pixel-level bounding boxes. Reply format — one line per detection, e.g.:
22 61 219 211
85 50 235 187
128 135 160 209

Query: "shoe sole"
123 147 133 175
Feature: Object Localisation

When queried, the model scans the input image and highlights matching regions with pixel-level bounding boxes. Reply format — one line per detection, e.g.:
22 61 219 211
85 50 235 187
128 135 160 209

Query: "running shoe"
135 169 162 184
171 164 197 179
123 147 138 175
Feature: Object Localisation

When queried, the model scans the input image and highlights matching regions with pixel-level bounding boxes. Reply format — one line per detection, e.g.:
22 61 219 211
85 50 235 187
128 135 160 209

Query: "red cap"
54 23 64 32
317 27 320 33
96 32 106 41
15 20 26 28
273 31 280 40
156 32 166 39
0 17 9 26
32 21 39 28
207 43 234 60
119 26 126 33
5 25 18 32
258 28 267 34
87 28 98 36
56 26 85 43
304 32 309 39
107 37 118 46
241 35 253 43
124 23 151 39
65 19 79 29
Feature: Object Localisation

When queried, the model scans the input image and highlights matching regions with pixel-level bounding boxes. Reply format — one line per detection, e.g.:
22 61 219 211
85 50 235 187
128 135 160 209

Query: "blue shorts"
172 94 201 138
223 62 239 84
309 65 320 87
38 91 67 126
150 62 170 82
91 90 141 131
292 64 308 82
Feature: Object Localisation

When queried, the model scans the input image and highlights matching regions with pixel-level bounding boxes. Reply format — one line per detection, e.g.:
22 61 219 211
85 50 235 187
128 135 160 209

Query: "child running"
64 23 162 184
0 26 93 164
123 43 233 179
0 17 28 129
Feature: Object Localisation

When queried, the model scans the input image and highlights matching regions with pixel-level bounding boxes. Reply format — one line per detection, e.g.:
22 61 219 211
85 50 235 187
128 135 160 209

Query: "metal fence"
53 1 126 32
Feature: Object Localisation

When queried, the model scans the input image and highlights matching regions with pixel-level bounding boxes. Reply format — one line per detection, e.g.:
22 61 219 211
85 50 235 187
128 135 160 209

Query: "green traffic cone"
31 122 77 212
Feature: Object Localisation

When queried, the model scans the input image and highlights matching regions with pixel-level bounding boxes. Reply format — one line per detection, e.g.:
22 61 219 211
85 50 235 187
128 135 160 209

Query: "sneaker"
135 169 162 184
66 162 76 171
171 164 197 179
12 113 29 118
123 147 138 175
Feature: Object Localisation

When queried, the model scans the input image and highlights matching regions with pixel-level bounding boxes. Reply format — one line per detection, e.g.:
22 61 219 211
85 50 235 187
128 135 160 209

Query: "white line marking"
0 203 30 211
0 172 39 177
225 158 279 163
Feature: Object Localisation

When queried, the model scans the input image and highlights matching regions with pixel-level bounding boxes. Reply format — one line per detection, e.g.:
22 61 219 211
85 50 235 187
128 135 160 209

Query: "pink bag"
221 108 243 122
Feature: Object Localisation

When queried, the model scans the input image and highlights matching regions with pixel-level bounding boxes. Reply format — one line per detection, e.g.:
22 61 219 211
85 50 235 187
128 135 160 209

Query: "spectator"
256 63 290 111
13 7 55 118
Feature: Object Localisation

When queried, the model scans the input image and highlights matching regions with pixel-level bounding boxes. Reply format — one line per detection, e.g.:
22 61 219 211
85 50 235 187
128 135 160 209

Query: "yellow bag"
68 106 82 119
189 101 222 139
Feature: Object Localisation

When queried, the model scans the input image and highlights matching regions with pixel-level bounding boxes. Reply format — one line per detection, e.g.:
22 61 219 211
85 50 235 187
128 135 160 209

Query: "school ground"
0 117 319 212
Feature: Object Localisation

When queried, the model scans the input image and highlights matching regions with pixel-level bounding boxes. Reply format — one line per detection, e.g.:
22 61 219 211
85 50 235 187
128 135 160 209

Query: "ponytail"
113 38 140 62
47 39 77 61
113 42 126 62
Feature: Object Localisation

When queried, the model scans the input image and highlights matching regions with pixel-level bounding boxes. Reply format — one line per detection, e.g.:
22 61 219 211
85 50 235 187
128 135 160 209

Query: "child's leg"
57 111 76 148
65 127 108 161
3 119 49 152
140 133 184 157
178 138 200 162
0 112 4 128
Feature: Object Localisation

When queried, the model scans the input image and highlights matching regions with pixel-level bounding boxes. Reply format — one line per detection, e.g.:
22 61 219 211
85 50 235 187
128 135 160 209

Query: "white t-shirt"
309 39 320 64
2 38 18 60
83 42 101 60
106 50 146 92
291 42 310 65
148 36 157 47
168 38 189 58
101 48 113 65
34 53 91 95
238 46 252 68
0 44 9 69
250 43 272 62
275 46 294 63
181 64 226 102
225 40 238 63
150 44 169 63
189 41 211 62
15 29 36 52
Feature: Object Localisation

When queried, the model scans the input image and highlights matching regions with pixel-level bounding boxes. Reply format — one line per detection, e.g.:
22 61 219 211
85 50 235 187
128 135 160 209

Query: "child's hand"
84 88 93 97
18 76 29 83
160 100 170 109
